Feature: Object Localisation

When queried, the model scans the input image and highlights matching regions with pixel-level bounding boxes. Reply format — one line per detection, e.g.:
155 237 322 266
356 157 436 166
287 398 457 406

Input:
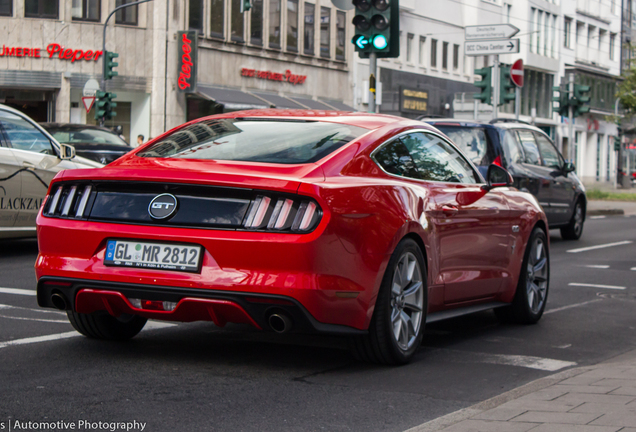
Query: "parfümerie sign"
465 24 519 40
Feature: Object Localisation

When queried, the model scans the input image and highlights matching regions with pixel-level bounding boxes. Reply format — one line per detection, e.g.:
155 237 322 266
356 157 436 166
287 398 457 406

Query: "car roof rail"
489 118 532 125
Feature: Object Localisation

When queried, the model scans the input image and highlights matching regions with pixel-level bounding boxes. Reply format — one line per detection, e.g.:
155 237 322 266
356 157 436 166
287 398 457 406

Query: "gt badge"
148 193 178 219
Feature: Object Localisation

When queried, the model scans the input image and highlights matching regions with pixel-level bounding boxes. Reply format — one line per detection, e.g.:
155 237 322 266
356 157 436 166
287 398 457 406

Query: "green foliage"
586 189 636 201
616 67 636 118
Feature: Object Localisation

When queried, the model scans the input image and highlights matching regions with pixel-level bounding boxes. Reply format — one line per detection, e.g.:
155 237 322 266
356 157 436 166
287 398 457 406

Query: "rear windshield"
137 118 367 164
47 128 129 146
433 126 491 166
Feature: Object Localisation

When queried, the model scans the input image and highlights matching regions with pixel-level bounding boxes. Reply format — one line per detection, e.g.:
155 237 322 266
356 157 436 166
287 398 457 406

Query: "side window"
501 130 524 165
0 111 55 155
373 139 421 179
516 130 541 165
401 132 479 184
534 133 562 169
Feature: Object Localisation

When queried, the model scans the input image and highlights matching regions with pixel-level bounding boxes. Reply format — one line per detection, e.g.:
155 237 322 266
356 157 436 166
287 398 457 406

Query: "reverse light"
244 195 271 228
292 201 318 231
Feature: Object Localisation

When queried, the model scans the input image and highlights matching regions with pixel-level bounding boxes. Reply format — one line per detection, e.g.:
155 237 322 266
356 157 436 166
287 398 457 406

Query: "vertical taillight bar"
75 185 92 218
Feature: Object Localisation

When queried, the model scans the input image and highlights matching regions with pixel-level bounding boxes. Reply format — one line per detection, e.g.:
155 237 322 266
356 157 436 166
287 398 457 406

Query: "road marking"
446 349 576 371
632 267 636 271
0 304 66 315
566 241 633 254
589 216 606 219
0 314 68 324
544 298 604 315
568 283 626 290
0 287 36 296
584 265 610 269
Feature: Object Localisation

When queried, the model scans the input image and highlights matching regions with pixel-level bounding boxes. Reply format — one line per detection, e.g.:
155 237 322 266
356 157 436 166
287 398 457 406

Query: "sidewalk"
406 349 636 432
587 200 636 216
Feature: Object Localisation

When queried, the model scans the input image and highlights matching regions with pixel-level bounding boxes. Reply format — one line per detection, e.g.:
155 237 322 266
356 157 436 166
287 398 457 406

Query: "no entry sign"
511 59 524 88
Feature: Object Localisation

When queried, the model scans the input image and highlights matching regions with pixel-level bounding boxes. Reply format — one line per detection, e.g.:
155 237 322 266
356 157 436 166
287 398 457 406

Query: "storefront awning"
288 97 336 110
251 92 306 109
319 98 354 111
197 85 269 110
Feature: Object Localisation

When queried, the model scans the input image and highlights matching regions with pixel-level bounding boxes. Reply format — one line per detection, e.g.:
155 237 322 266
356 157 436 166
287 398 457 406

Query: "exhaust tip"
268 313 292 333
51 293 68 310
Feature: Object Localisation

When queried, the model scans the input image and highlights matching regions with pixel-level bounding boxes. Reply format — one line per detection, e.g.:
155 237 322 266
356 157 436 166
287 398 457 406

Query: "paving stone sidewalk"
406 349 636 432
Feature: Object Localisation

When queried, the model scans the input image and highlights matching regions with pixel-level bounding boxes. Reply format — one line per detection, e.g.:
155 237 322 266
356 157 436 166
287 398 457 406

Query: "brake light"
243 195 321 233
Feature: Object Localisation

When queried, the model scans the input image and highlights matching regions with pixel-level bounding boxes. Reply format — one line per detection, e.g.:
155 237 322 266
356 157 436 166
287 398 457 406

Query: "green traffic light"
372 34 388 49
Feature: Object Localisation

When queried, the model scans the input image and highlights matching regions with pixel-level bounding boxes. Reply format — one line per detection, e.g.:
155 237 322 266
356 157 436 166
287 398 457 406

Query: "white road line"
566 241 633 254
0 314 69 324
0 304 66 315
589 216 606 219
0 287 36 296
584 265 610 269
568 283 626 290
544 299 604 315
445 349 576 371
632 267 636 271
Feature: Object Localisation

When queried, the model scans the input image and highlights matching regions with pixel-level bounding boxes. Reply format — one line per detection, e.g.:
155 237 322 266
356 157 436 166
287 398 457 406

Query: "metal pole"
515 86 520 120
473 99 478 121
615 96 621 188
568 73 575 163
368 53 377 114
492 55 499 120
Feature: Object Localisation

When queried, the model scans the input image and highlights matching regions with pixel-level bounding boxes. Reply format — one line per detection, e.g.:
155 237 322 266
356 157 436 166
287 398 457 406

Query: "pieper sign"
177 31 198 93
0 43 103 62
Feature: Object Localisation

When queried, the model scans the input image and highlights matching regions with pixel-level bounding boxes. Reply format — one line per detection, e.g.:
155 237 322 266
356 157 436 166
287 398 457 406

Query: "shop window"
335 11 345 60
269 0 281 48
210 0 224 38
303 3 315 55
250 0 264 45
231 0 245 42
287 0 299 52
320 6 330 58
115 0 138 26
25 0 58 19
0 0 12 16
430 39 437 68
189 0 204 32
72 0 100 21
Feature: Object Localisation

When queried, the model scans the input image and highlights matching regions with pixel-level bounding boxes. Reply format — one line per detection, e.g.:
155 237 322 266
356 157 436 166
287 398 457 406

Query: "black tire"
349 239 427 365
560 200 585 240
67 311 147 340
495 227 549 325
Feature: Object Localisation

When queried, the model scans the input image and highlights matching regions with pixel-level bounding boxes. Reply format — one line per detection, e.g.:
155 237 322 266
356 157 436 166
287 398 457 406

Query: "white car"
0 104 102 239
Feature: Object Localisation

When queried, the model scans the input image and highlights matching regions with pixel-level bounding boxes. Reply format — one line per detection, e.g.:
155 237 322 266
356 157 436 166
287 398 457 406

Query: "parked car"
0 104 102 239
36 110 549 364
424 118 587 240
40 123 133 165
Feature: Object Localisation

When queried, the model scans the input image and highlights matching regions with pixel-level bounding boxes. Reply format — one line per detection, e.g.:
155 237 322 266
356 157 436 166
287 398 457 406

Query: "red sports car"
35 110 549 364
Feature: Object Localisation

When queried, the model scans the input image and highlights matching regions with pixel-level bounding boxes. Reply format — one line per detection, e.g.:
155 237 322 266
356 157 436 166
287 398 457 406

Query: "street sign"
81 96 96 113
465 24 520 40
465 39 519 56
83 78 100 97
511 59 524 87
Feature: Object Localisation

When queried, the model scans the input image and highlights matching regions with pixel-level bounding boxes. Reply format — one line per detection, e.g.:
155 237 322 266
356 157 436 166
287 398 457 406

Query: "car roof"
40 123 116 132
425 118 549 135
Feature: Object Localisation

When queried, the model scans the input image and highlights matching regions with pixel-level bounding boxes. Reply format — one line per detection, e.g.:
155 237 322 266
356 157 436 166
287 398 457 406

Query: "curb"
587 209 625 216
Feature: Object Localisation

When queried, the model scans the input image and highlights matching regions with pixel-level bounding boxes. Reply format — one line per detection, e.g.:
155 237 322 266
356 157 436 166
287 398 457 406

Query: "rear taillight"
243 195 321 233
43 183 93 219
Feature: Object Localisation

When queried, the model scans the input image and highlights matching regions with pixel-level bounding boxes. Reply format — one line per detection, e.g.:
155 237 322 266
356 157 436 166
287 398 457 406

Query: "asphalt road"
1 215 635 432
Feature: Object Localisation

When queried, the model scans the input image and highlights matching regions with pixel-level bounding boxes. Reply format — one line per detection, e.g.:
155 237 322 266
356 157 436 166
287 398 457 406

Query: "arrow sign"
354 35 369 49
465 39 520 56
465 24 520 40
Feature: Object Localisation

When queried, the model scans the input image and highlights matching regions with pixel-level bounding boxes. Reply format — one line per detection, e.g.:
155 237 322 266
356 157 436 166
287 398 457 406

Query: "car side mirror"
482 163 514 191
563 162 576 173
58 143 75 160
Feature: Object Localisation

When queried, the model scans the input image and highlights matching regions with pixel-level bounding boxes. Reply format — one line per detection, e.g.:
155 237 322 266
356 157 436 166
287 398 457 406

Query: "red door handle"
441 205 458 215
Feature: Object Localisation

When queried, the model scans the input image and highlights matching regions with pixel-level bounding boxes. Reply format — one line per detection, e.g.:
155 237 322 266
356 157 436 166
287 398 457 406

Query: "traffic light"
351 0 399 58
240 0 251 12
552 85 569 116
104 51 119 80
473 67 492 105
615 127 622 151
94 91 117 121
572 84 591 117
499 65 516 106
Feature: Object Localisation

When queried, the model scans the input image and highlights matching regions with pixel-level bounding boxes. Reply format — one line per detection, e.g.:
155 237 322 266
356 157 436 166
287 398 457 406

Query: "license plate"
104 239 203 273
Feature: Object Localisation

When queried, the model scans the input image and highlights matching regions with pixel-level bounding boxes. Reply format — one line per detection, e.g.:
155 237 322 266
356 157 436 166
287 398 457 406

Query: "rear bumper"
37 277 366 335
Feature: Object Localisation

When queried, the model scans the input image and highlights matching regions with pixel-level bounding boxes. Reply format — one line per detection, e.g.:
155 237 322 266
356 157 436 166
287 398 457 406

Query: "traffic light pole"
568 73 575 163
100 0 153 125
368 53 377 114
492 56 499 120
515 87 520 120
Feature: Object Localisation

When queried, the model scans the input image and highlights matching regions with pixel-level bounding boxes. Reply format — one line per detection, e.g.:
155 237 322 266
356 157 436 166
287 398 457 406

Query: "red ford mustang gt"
35 110 549 364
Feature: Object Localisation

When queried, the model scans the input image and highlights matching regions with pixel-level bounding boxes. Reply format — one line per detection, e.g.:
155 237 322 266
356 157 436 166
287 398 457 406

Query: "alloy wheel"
390 252 424 351
573 204 583 237
526 238 548 314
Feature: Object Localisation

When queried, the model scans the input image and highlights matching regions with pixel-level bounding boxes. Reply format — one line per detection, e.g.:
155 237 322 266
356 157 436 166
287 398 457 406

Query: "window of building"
230 0 245 42
406 33 414 63
320 6 330 58
610 33 616 60
115 0 137 25
543 12 549 56
286 0 299 51
587 25 594 48
335 11 345 60
551 14 556 57
304 2 315 55
251 0 264 45
536 10 542 55
0 0 11 16
210 0 225 38
269 0 282 48
72 0 100 21
431 39 437 68
188 0 203 31
25 0 58 18
529 8 536 53
453 44 459 70
564 17 571 48
442 41 448 70
419 36 426 67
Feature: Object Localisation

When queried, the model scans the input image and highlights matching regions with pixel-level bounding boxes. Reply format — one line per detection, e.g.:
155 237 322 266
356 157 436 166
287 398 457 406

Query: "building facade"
0 0 354 145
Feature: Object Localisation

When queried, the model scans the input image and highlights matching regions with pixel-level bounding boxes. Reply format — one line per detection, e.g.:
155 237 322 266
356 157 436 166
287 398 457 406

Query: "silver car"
0 104 102 239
